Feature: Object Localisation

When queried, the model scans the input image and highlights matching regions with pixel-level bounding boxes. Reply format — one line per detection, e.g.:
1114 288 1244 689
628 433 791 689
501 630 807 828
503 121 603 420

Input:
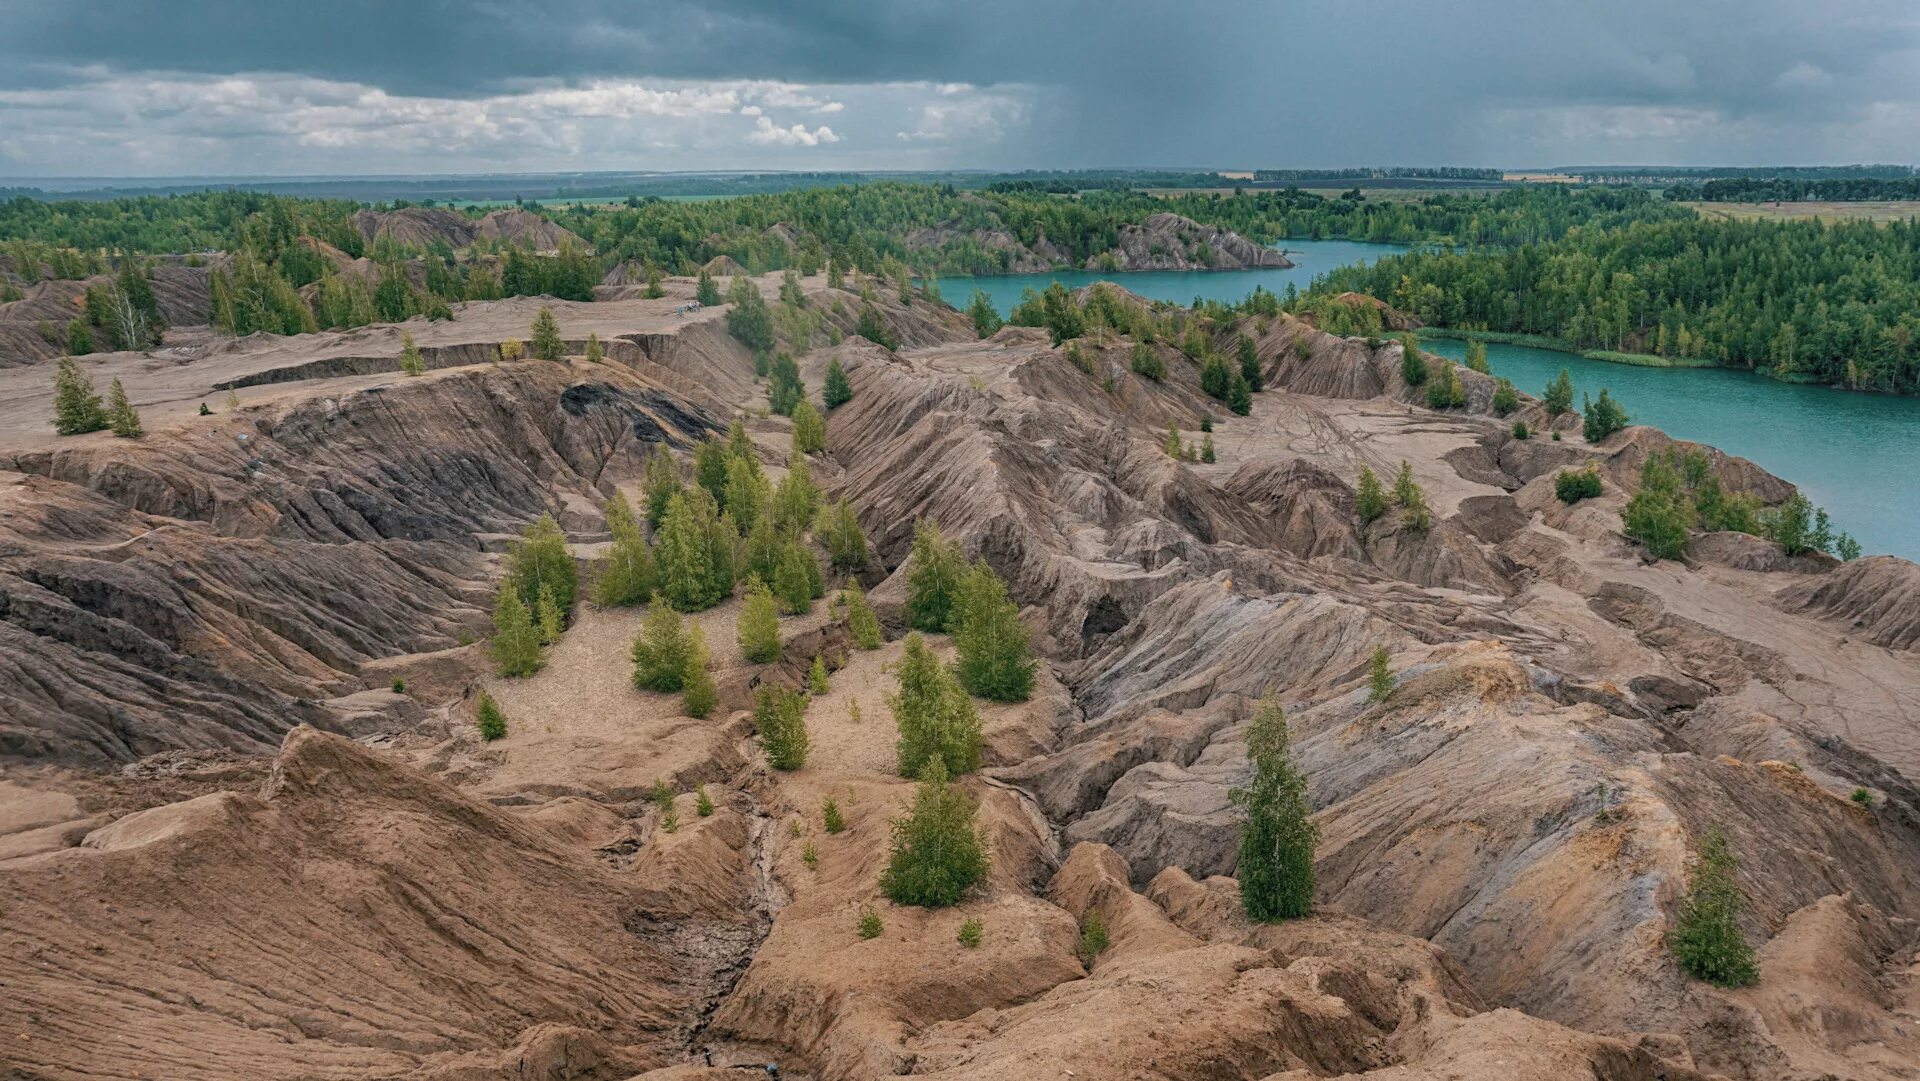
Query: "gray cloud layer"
1 1 1916 176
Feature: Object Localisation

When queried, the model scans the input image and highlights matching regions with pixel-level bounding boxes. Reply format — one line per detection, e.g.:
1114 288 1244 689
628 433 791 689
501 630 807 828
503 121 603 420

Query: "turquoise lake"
948 238 1919 561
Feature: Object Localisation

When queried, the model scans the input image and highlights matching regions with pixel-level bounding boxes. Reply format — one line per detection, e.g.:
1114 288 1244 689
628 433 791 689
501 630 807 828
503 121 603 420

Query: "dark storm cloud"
1 0 1917 174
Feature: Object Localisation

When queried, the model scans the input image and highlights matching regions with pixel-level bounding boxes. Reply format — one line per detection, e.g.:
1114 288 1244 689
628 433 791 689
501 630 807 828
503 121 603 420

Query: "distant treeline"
0 168 1235 205
1566 164 1915 183
1665 177 1920 203
1250 167 1503 183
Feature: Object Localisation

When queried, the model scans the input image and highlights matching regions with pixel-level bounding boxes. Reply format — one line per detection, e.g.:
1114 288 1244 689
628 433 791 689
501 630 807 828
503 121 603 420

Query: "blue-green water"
945 238 1412 318
1419 338 1920 560
946 237 1918 561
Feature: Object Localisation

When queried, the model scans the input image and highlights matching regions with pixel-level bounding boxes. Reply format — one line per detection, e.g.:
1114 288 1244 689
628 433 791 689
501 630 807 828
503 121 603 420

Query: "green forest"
1302 214 1920 393
7 181 1920 392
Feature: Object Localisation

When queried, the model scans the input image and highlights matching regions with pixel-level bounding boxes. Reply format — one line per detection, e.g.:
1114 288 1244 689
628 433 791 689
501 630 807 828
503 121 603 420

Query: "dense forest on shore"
1302 213 1920 393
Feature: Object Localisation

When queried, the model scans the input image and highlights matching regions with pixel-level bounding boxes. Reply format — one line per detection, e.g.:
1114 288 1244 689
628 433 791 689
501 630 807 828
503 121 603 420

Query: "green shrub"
738 578 782 663
1492 377 1519 416
631 596 694 692
51 357 107 435
1555 468 1604 504
891 633 983 779
905 520 965 632
390 677 407 694
491 587 544 677
695 785 715 816
1233 698 1317 921
1075 910 1110 964
879 758 990 907
842 583 884 649
809 655 831 695
957 917 983 948
823 796 846 834
1669 827 1757 988
1367 647 1394 703
1130 341 1165 381
755 685 810 770
952 561 1035 702
1543 368 1575 417
476 692 508 741
1582 388 1630 442
682 626 717 718
857 905 884 939
1353 466 1387 523
1850 788 1874 807
1624 452 1695 560
1510 420 1530 440
824 357 853 408
530 306 564 360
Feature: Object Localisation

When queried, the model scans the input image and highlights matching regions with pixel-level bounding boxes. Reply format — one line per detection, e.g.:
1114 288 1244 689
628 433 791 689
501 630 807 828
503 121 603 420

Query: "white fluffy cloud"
745 115 840 146
0 71 1030 175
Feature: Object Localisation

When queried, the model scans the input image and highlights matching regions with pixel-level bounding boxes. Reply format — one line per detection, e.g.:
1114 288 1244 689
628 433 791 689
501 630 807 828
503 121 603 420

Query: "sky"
1 0 1917 178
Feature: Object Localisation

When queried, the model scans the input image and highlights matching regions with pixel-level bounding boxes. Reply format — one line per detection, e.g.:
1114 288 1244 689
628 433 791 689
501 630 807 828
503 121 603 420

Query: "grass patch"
1419 327 1720 370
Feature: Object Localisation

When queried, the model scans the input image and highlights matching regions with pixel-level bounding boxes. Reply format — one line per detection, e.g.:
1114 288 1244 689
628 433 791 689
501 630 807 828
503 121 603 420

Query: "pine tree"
823 795 846 833
1392 462 1418 507
952 561 1034 702
842 583 884 649
536 589 565 644
1465 338 1490 373
631 593 693 692
399 331 425 376
1237 334 1263 391
584 332 605 363
1354 466 1387 523
879 758 990 908
968 289 1003 339
51 357 107 435
1399 334 1427 386
682 624 717 718
1544 368 1576 417
694 436 731 510
1400 484 1433 534
790 398 827 454
905 520 964 632
695 785 715 816
725 454 770 536
771 454 818 535
738 577 783 663
1624 451 1695 560
491 586 544 677
593 492 656 607
1201 432 1217 463
892 632 983 778
1367 646 1394 702
104 378 142 438
1200 353 1233 399
809 655 831 695
755 685 810 770
507 514 578 616
1670 827 1758 987
1233 698 1317 921
476 691 508 741
817 498 868 570
774 538 816 615
695 269 721 306
738 512 782 586
824 357 853 408
530 306 564 361
66 319 94 356
655 493 714 611
1227 371 1253 416
645 443 683 529
1582 388 1630 442
727 415 754 460
643 265 665 299
1163 423 1182 457
1492 377 1519 416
